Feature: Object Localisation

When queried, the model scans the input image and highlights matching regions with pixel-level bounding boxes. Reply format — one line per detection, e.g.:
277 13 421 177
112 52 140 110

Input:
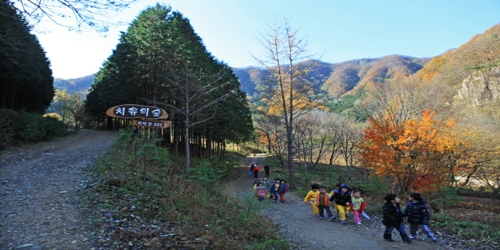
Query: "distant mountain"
53 74 95 93
56 55 428 100
232 55 430 99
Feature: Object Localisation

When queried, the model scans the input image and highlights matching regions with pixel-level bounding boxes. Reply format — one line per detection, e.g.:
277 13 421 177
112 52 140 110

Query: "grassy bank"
83 130 288 249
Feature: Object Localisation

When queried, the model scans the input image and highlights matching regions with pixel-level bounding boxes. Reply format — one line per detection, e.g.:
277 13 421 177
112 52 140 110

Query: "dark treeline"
84 4 253 160
0 0 54 114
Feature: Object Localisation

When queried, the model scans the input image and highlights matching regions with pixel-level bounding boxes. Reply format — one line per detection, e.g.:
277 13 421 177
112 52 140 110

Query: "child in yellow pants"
331 183 352 225
304 183 320 217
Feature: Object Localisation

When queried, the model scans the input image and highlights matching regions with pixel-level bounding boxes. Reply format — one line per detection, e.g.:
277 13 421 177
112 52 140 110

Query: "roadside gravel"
0 130 117 250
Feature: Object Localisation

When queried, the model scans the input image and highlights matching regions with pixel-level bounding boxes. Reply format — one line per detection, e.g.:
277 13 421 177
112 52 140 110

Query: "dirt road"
0 130 117 250
229 156 451 250
0 131 451 250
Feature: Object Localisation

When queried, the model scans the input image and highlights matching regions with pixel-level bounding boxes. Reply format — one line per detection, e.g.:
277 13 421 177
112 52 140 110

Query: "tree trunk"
173 126 179 157
185 116 191 169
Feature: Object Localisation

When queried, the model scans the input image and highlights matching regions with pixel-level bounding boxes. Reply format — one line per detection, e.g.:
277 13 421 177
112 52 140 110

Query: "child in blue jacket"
403 192 437 241
269 178 281 202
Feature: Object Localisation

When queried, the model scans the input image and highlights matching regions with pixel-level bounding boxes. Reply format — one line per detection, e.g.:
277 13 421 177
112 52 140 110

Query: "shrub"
0 109 67 147
40 116 67 139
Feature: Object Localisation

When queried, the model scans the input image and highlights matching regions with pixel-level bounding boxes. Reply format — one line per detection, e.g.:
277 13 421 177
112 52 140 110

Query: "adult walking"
252 164 260 178
264 164 270 177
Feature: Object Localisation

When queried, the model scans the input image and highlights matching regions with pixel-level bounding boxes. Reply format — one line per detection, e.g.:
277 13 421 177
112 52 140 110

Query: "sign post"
106 104 170 152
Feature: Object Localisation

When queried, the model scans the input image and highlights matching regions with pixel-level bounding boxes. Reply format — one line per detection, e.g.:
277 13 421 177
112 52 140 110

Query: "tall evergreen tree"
85 4 253 161
0 0 54 113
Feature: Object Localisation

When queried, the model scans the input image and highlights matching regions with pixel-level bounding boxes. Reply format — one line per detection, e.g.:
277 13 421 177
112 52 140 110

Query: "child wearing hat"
330 183 351 225
403 192 438 241
382 194 411 243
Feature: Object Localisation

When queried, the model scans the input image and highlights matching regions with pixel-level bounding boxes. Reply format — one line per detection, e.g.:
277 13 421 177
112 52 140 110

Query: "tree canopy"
0 0 54 113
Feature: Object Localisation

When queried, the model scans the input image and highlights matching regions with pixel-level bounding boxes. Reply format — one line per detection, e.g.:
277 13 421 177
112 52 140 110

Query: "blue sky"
36 0 500 79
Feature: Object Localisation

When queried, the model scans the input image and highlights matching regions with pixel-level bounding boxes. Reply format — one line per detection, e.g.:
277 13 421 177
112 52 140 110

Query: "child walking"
350 191 366 225
255 182 267 201
304 183 320 217
330 183 351 224
315 186 336 221
330 183 341 216
269 178 281 202
382 194 411 243
403 192 437 241
278 179 289 203
262 177 271 190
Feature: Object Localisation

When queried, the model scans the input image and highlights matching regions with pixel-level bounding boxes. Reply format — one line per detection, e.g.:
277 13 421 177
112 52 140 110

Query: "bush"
0 109 14 149
40 116 67 139
0 109 67 148
188 156 231 187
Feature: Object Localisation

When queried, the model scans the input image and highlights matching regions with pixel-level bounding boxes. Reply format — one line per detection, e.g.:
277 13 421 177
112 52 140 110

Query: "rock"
16 243 33 249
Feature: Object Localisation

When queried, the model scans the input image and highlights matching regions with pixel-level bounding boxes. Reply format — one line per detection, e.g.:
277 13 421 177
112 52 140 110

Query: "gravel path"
0 130 117 250
228 156 453 250
0 133 455 250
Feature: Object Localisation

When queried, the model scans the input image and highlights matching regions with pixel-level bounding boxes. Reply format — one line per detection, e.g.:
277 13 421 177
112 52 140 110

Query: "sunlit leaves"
359 110 458 192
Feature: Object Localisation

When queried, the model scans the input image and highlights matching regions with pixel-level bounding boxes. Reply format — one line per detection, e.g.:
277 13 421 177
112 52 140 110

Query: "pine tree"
0 0 54 113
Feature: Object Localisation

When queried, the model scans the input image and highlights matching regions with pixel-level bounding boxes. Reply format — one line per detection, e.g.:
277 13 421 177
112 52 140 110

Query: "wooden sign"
106 104 168 119
133 119 172 129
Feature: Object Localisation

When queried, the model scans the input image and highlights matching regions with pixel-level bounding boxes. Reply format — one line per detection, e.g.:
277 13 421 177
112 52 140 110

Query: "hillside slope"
414 24 500 88
53 74 95 93
233 55 429 99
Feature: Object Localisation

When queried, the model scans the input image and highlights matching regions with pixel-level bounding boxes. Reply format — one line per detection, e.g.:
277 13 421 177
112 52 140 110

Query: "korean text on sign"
137 121 164 128
114 106 163 118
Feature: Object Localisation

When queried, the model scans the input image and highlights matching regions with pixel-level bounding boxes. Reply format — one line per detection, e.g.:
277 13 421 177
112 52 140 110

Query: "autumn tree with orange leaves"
359 110 459 193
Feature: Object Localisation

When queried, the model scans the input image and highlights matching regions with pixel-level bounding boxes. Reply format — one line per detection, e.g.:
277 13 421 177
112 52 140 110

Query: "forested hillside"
233 55 429 100
54 74 95 93
415 24 500 88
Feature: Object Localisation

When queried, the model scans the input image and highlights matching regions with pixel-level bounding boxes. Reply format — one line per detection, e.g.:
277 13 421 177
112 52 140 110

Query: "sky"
36 0 500 79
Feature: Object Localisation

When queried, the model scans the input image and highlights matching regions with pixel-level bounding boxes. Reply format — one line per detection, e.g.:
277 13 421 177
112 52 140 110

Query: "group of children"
303 183 438 243
253 177 289 202
304 183 369 225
